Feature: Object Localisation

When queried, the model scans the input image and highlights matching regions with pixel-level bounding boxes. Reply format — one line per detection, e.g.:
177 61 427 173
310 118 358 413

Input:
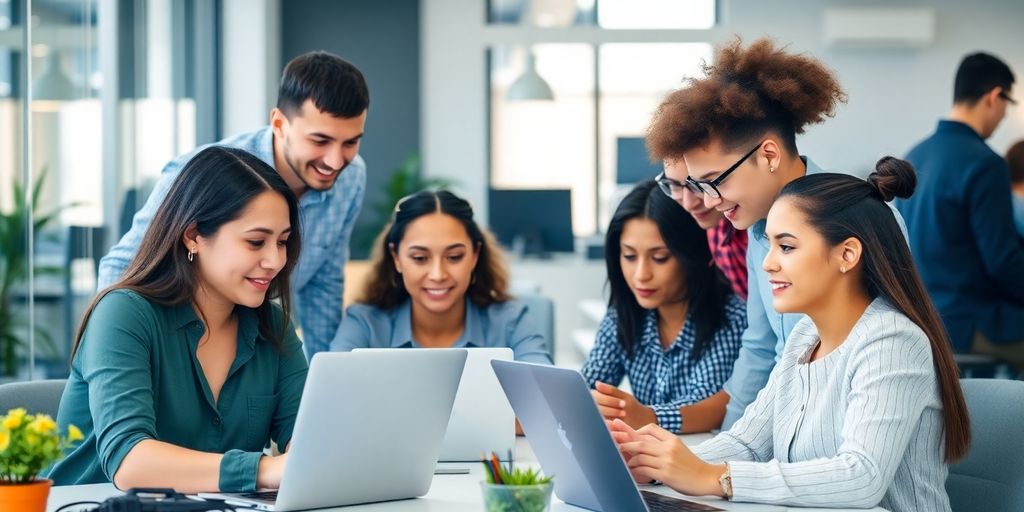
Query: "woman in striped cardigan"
611 157 970 512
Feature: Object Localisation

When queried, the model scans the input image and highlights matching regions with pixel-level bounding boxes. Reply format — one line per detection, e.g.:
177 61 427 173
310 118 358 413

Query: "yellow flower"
0 429 9 452
67 424 84 442
25 433 40 447
27 415 57 435
2 408 26 429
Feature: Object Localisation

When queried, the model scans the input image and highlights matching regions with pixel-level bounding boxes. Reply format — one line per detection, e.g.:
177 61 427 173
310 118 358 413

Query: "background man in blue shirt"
99 51 369 358
897 52 1024 369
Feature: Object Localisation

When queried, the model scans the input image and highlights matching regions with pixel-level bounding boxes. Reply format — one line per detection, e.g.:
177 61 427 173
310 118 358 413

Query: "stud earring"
769 166 776 173
840 265 846 274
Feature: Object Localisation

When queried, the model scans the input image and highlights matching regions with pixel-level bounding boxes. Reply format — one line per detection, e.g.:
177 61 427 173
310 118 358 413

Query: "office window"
596 43 711 229
0 0 216 382
487 0 715 29
488 42 711 236
489 44 596 235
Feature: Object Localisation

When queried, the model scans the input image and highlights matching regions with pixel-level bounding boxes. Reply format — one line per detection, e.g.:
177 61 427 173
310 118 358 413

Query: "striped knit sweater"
692 298 951 511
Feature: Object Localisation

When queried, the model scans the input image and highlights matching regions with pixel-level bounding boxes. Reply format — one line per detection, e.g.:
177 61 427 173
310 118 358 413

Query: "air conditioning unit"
823 7 936 48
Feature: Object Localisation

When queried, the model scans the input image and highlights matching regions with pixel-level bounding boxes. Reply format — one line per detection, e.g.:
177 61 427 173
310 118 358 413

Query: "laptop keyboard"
239 490 278 502
641 490 724 511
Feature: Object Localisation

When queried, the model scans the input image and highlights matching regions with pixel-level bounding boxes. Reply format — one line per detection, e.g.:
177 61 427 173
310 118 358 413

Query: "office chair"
517 293 555 363
946 378 1024 512
0 379 67 418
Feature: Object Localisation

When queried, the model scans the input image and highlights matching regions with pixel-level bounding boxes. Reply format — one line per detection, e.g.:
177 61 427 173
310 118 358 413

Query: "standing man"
897 52 1024 367
99 51 369 358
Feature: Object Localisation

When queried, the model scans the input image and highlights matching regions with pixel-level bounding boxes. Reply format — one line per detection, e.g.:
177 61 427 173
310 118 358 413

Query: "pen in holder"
480 451 554 512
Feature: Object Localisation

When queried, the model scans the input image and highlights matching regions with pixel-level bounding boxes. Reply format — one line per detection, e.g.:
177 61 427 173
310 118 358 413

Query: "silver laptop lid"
491 359 649 512
272 349 467 510
438 347 514 461
354 347 515 462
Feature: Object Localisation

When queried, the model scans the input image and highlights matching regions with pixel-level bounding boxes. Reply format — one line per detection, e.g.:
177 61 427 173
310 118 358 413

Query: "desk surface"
48 434 882 512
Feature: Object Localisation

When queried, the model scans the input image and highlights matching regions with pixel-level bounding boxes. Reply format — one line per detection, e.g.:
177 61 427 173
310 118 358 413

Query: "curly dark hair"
647 37 847 159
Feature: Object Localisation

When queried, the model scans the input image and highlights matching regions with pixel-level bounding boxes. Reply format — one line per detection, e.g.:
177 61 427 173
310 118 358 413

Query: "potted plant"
480 452 554 512
0 169 65 379
0 408 82 511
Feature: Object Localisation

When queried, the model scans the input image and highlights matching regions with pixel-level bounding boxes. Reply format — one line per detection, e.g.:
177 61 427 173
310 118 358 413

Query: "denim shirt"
331 299 553 364
96 127 366 358
721 157 910 428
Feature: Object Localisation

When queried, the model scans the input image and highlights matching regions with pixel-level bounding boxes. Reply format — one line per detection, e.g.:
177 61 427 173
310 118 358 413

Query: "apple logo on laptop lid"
556 423 572 451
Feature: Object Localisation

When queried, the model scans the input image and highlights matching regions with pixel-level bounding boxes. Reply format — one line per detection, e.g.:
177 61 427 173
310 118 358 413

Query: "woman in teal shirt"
47 146 307 493
331 190 551 364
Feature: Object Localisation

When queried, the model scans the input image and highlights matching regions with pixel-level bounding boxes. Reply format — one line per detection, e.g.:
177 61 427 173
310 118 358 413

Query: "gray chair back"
946 378 1024 512
0 379 67 418
517 294 555 362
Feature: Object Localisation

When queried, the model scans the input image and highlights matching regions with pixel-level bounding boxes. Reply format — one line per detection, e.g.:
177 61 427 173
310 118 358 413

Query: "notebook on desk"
491 360 786 512
199 349 466 511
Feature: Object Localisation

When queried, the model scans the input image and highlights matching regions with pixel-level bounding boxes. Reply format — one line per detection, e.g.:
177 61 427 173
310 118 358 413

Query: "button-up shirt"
331 299 552 364
47 290 308 491
580 295 746 432
97 127 366 358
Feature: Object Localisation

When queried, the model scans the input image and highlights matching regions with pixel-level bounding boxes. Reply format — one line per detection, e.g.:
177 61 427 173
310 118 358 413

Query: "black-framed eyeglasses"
684 143 762 199
999 90 1018 105
655 171 702 199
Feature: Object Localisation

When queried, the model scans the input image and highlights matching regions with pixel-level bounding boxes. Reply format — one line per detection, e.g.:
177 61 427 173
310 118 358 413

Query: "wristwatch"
718 465 733 499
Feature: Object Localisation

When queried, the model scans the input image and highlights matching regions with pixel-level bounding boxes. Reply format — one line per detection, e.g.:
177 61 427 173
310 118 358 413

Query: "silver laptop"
200 349 467 511
356 347 515 462
491 360 731 512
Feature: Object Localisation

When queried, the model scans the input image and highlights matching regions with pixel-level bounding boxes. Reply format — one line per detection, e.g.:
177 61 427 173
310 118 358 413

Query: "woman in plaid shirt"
581 181 747 434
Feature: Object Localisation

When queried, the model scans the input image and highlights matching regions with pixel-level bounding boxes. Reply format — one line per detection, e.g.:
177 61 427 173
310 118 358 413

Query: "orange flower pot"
0 479 53 512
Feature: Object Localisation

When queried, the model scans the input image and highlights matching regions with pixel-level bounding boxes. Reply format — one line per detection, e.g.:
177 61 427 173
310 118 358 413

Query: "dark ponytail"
779 157 970 463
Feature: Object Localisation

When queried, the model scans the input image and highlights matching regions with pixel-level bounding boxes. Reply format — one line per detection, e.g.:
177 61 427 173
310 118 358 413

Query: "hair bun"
867 156 916 201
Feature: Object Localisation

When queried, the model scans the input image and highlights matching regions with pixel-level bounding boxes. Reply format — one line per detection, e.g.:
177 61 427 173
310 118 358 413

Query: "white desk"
48 435 882 512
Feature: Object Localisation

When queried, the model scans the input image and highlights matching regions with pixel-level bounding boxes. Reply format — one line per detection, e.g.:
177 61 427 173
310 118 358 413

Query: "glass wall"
487 0 715 236
0 0 218 382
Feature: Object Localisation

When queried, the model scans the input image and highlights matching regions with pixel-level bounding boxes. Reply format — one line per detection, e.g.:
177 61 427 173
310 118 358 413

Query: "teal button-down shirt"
46 290 308 492
331 299 552 364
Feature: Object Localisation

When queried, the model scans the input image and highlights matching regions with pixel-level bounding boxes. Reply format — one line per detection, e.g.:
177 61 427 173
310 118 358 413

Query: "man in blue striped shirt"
98 51 368 358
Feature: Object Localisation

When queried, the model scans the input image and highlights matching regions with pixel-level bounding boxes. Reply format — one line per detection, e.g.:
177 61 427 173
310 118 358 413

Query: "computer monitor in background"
488 188 574 256
615 136 662 184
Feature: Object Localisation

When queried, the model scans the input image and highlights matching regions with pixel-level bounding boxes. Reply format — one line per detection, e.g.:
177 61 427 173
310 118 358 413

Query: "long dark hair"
604 180 731 359
360 189 510 309
779 157 970 462
73 146 302 356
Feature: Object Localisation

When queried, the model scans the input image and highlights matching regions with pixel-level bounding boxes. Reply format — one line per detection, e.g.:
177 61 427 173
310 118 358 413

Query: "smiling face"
762 197 847 314
392 212 480 317
271 99 367 193
619 218 686 310
684 137 785 230
190 190 292 310
664 158 723 229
